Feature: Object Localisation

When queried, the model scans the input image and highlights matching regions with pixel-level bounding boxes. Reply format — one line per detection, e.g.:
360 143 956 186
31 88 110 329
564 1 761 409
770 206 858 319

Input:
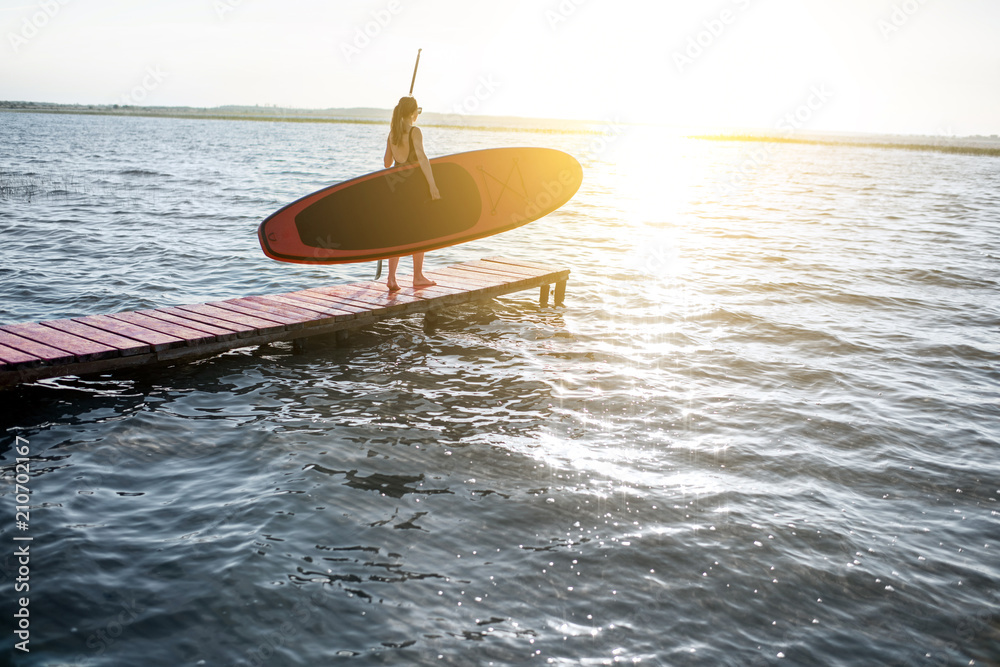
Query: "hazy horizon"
4 99 999 143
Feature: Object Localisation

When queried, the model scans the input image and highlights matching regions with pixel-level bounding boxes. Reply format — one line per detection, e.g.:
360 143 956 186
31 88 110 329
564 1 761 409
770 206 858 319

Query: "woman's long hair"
389 96 418 145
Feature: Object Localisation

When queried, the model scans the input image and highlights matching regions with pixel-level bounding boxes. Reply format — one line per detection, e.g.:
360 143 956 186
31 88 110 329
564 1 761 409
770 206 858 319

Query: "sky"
1 0 999 136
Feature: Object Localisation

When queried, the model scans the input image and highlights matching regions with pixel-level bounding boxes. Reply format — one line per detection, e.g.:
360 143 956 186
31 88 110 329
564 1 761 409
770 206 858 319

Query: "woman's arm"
411 127 441 200
383 136 394 169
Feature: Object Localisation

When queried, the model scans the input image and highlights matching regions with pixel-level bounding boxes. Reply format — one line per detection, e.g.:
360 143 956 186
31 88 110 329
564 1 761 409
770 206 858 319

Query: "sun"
599 127 708 226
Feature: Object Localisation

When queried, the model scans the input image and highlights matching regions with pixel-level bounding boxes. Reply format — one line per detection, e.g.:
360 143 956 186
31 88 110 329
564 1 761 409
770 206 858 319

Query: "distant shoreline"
0 101 605 135
4 102 999 157
691 132 1000 158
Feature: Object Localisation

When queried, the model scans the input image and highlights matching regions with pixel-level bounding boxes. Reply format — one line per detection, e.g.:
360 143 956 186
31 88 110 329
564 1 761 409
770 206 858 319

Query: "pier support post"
554 280 567 306
539 283 550 307
292 337 308 354
334 329 350 347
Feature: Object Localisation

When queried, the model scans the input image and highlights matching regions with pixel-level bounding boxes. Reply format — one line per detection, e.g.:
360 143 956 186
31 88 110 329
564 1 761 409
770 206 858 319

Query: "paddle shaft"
409 48 422 96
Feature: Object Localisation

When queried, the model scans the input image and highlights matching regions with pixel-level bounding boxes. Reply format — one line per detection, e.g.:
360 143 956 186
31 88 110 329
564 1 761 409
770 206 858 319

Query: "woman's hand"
429 184 441 200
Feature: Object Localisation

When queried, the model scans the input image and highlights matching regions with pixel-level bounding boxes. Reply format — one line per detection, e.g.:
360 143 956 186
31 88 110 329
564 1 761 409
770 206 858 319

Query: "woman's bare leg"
387 257 400 291
412 252 436 287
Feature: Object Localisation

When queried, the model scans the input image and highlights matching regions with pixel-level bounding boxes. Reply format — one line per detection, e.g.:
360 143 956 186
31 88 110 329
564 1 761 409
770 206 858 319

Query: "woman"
383 96 440 291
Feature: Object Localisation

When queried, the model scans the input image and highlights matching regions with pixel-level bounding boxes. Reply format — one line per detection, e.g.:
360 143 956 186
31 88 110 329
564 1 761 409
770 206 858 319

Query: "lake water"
1 111 999 666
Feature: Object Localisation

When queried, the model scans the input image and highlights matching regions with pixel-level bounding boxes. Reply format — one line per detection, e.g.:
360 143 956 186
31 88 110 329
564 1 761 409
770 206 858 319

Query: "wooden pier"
0 257 569 388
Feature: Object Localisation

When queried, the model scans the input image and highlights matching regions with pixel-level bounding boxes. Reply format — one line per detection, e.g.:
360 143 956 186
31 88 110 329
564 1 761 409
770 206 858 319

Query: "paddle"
375 49 422 281
409 48 422 95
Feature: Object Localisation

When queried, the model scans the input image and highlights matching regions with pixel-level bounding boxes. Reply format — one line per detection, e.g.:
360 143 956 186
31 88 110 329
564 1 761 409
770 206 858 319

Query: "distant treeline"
690 133 1000 158
0 101 604 135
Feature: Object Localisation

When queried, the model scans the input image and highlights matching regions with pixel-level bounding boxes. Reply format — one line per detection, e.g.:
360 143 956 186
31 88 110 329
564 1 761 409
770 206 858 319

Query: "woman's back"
391 127 418 167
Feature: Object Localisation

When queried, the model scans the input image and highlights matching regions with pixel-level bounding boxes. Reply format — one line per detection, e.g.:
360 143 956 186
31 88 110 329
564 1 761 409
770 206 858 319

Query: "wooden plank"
425 267 507 288
425 266 502 283
465 258 556 276
237 295 330 320
447 262 521 279
301 291 392 317
483 256 566 273
73 314 184 352
0 323 119 363
189 302 295 330
256 293 355 318
376 270 489 297
458 260 550 278
0 330 76 365
136 309 240 339
474 269 550 292
41 319 151 356
309 284 423 312
0 342 42 367
109 311 219 346
382 279 469 300
356 282 444 305
447 265 530 283
205 300 307 331
480 260 570 286
284 290 374 315
457 267 542 282
417 279 494 296
272 291 357 317
482 259 553 275
424 265 559 303
230 296 321 319
313 284 399 304
152 306 257 337
463 263 564 287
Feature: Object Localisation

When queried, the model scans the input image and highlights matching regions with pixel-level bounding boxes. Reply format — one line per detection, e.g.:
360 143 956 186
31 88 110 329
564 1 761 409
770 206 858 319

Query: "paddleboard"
258 147 582 264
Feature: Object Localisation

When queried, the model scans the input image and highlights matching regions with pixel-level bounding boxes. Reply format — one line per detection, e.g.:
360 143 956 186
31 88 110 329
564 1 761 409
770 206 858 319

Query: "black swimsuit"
393 127 418 167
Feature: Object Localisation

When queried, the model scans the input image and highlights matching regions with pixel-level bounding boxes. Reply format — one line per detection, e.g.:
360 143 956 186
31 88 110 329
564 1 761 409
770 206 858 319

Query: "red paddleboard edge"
257 147 582 265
